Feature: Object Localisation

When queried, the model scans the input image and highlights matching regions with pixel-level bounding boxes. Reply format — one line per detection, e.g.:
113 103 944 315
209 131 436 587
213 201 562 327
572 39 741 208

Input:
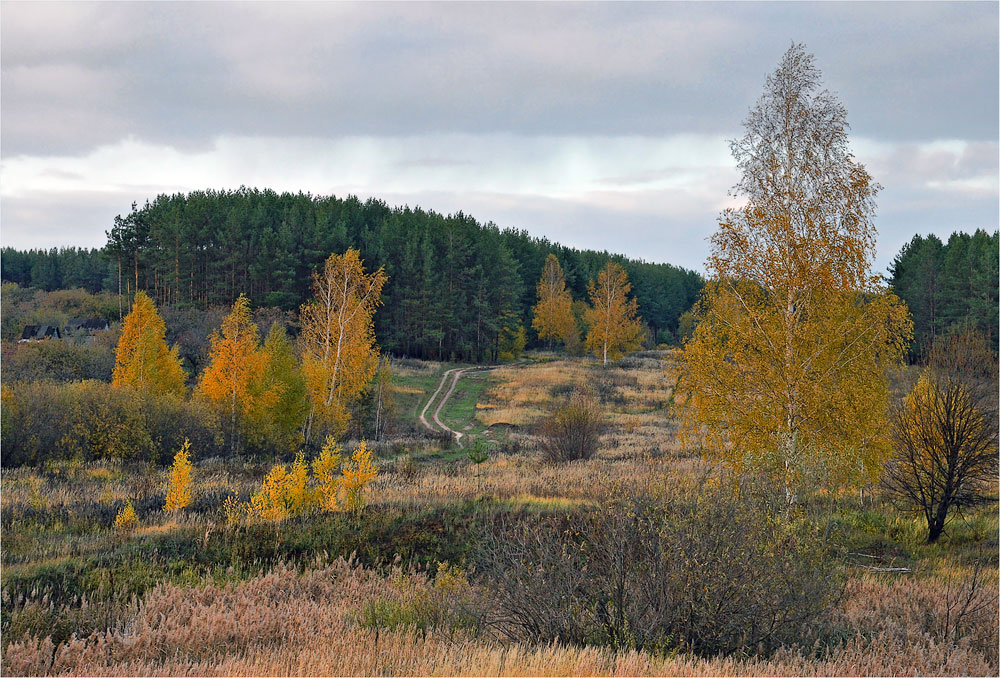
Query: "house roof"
66 317 110 331
20 325 61 340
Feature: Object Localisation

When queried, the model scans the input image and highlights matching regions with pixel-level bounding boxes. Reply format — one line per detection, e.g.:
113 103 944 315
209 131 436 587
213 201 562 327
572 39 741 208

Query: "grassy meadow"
2 350 997 676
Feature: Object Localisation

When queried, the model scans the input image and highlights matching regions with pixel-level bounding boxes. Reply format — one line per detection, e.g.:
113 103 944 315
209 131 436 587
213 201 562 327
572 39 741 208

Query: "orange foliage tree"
532 254 577 350
299 249 388 444
585 262 643 366
677 45 911 501
197 294 271 455
112 291 186 395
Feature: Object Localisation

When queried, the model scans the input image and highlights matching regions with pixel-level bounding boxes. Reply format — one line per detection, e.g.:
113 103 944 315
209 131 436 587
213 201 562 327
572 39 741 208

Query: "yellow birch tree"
532 254 576 350
112 291 186 395
340 440 378 516
312 436 344 511
163 438 193 512
299 249 388 444
197 294 268 455
677 45 911 501
585 262 643 366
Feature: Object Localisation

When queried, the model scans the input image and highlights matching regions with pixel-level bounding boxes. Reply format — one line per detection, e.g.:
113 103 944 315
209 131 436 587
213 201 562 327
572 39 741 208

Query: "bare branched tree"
884 325 998 542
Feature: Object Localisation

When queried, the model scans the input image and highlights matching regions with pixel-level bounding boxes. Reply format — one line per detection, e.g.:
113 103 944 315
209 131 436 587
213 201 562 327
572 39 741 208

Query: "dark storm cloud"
2 2 997 158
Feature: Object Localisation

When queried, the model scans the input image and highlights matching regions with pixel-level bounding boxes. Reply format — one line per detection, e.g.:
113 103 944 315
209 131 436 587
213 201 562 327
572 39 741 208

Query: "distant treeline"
889 229 998 357
4 193 996 362
1 189 703 361
1 247 107 294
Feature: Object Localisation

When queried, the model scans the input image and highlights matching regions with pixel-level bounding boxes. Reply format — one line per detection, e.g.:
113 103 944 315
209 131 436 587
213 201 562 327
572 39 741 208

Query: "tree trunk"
927 504 948 543
304 404 315 447
231 391 238 456
117 256 123 320
374 382 383 441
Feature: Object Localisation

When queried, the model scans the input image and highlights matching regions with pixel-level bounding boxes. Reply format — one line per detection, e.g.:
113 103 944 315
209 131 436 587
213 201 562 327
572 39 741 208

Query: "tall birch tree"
585 262 643 366
678 44 911 501
532 254 576 350
300 248 387 444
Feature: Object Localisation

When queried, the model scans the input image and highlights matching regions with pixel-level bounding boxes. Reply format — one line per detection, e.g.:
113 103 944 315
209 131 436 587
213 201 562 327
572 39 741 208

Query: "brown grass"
5 559 995 677
475 354 681 458
477 405 548 427
373 452 707 507
4 352 997 676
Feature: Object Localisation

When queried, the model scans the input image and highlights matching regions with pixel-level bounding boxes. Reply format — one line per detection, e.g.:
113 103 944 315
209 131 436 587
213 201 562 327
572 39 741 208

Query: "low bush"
536 391 603 462
548 382 576 399
1 381 221 467
359 562 482 636
476 480 840 656
1 339 116 383
590 371 639 405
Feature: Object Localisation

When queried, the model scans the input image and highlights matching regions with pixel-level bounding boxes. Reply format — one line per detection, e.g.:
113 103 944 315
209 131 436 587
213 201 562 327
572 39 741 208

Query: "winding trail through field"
419 365 497 447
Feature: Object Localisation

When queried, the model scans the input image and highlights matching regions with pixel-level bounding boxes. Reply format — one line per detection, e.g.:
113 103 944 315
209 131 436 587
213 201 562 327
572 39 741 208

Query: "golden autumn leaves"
531 255 576 350
299 248 387 445
584 263 643 366
163 439 193 512
196 295 307 455
111 291 185 396
110 248 385 455
128 434 379 528
224 439 377 524
677 45 912 501
531 253 642 365
110 247 387 528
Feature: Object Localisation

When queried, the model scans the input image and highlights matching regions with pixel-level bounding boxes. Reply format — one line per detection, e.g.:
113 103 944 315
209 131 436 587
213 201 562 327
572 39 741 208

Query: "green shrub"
359 562 481 634
1 381 220 466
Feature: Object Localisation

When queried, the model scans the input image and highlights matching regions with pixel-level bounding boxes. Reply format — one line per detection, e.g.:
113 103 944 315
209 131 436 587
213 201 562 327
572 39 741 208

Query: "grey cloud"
40 168 85 181
952 142 1000 184
596 167 717 188
1 1 995 272
866 140 999 198
3 2 997 157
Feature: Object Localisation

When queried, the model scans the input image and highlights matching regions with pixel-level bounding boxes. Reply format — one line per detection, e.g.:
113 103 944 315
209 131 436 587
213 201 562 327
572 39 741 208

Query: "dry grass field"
4 559 996 677
2 350 997 676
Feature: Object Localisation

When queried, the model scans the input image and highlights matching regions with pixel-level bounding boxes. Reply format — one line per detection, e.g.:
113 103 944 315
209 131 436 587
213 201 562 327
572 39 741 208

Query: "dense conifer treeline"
889 230 998 357
1 189 702 361
4 192 994 362
0 247 107 293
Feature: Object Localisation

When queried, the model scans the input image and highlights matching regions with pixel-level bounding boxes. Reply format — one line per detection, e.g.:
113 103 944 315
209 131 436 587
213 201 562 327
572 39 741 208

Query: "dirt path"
419 367 464 433
419 366 496 447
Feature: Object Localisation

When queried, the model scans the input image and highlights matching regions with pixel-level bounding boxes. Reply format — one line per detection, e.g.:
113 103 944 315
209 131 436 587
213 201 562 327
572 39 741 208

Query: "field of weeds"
2 350 997 676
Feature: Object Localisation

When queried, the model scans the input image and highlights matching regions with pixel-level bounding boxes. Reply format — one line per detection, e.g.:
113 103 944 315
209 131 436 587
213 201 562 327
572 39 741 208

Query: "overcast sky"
2 1 997 274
